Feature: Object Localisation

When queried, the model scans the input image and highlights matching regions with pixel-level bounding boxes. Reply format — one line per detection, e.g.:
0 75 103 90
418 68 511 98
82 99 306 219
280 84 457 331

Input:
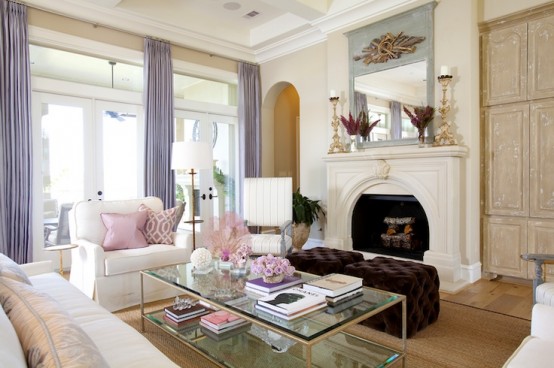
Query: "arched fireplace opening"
352 194 429 261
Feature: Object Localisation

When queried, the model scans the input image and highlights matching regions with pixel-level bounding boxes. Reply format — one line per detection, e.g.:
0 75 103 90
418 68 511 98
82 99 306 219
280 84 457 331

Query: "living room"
1 0 553 367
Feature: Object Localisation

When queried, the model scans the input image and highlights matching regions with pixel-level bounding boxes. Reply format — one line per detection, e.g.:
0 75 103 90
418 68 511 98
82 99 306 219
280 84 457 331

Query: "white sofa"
69 197 192 311
503 303 554 367
0 258 178 367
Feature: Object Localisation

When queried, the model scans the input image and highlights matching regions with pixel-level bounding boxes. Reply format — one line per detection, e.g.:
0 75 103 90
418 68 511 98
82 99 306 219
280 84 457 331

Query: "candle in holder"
440 65 450 76
330 89 337 98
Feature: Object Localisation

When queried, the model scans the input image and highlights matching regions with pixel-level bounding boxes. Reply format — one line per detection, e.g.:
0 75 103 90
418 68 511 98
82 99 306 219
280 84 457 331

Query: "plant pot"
292 222 310 252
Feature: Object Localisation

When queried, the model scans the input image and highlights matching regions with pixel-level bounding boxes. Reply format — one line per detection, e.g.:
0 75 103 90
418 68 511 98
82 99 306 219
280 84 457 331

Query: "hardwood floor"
440 277 533 320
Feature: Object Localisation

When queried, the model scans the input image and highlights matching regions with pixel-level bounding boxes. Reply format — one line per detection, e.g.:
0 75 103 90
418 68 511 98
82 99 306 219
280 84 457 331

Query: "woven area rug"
114 299 530 368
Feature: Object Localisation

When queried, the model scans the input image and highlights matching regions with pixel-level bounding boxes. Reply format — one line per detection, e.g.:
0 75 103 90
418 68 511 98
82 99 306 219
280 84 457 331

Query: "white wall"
259 0 551 269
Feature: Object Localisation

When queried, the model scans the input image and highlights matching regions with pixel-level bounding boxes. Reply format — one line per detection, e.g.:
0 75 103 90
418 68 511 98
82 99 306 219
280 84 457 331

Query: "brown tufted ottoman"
344 256 440 338
286 247 364 276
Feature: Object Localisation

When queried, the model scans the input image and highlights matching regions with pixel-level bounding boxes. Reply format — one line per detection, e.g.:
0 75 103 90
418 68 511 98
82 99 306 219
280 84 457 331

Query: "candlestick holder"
328 97 346 154
433 75 458 146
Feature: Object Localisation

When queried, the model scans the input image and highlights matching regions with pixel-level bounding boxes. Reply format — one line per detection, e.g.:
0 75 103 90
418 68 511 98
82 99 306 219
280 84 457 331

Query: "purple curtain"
143 37 175 208
238 62 261 213
0 0 32 263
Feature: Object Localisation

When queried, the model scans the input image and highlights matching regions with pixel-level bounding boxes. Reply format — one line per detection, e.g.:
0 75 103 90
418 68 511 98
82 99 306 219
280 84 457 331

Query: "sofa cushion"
69 197 164 246
0 253 31 285
104 244 189 276
0 303 26 368
101 211 148 251
139 203 182 244
0 276 109 368
504 336 554 367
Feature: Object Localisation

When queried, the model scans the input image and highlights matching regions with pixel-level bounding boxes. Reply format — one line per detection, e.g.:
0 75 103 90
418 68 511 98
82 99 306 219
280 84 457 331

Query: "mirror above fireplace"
346 2 436 147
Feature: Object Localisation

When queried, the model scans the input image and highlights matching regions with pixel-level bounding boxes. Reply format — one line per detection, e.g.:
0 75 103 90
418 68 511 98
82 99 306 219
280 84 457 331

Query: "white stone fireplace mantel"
323 144 475 292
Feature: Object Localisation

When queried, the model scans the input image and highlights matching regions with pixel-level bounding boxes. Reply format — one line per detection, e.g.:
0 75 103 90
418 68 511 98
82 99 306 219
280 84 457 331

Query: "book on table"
164 303 208 322
200 310 247 331
302 273 363 297
200 322 251 341
163 315 202 333
254 302 326 320
325 295 364 314
325 289 364 306
256 287 327 316
245 275 303 295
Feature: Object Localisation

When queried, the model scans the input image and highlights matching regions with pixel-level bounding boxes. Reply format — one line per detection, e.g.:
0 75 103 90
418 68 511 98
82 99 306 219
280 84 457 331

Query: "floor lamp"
171 141 213 250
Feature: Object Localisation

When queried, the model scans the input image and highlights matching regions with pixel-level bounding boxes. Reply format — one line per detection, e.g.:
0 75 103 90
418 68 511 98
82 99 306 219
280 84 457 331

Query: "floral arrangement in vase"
358 111 381 141
403 105 436 144
250 254 295 283
204 212 252 264
228 243 252 269
339 112 361 136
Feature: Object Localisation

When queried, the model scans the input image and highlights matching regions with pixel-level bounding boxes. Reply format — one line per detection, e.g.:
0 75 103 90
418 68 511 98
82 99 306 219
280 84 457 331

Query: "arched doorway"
262 82 300 190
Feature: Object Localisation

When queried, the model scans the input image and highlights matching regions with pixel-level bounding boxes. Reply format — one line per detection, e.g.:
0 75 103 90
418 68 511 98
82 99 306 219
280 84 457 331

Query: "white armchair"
503 303 554 367
68 197 192 311
243 177 293 256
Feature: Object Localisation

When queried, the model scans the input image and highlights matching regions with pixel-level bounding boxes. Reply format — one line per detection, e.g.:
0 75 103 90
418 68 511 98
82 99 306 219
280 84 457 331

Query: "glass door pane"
35 94 92 248
97 101 143 200
210 115 238 217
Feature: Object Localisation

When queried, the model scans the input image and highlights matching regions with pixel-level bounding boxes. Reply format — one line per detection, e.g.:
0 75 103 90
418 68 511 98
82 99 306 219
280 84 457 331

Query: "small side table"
45 244 78 276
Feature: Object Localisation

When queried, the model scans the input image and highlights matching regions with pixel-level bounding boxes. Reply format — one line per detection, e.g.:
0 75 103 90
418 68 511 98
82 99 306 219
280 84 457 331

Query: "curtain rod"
22 1 248 64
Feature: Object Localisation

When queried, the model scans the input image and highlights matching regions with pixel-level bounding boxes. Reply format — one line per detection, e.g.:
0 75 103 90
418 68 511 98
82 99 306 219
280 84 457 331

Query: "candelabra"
328 96 346 154
433 74 458 146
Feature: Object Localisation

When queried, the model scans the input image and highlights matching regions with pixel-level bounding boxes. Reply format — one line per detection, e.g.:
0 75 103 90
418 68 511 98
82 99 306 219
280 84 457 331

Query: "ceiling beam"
260 0 329 20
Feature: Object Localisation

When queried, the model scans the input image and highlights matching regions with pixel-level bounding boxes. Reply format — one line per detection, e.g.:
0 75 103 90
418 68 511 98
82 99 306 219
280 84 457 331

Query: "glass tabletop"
144 262 400 342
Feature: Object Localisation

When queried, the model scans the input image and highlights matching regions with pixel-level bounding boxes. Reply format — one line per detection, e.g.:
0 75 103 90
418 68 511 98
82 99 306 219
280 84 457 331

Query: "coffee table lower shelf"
143 310 404 368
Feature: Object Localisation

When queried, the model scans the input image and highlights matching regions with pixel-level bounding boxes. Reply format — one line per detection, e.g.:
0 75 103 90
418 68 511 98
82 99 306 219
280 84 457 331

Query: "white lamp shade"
171 141 213 171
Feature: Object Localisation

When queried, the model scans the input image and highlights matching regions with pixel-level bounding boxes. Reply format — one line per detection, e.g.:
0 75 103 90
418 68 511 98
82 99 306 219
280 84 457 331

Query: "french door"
174 110 238 230
32 92 143 247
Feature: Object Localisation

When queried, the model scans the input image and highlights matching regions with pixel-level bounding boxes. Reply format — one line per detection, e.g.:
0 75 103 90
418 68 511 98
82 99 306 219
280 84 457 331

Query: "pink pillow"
100 211 148 251
139 204 179 245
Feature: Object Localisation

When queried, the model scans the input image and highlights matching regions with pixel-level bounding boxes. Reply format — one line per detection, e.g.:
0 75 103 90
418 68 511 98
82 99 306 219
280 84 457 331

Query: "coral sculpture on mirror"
353 32 425 64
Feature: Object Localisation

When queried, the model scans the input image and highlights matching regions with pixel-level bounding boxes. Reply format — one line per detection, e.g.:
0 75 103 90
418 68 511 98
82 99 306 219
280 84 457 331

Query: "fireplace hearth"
352 194 429 260
323 145 476 292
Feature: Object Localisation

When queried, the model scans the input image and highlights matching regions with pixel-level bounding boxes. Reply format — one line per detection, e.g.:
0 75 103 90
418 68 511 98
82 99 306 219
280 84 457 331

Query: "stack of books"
163 302 211 330
302 273 364 308
245 275 303 295
199 311 251 341
255 287 327 320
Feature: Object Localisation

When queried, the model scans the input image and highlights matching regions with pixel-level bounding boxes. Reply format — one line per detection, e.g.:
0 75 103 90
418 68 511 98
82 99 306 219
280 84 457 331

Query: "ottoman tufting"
344 256 440 338
286 247 365 276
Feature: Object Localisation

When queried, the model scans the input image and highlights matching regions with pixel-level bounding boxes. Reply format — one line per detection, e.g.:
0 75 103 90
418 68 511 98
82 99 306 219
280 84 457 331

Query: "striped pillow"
0 277 109 368
0 253 31 285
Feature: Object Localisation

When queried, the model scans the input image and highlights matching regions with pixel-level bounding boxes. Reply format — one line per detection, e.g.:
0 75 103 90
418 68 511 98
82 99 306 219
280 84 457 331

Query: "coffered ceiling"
24 0 423 62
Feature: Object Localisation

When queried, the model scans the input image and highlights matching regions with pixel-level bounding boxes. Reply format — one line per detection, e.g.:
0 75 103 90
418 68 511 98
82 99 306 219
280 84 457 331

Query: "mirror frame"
347 2 436 147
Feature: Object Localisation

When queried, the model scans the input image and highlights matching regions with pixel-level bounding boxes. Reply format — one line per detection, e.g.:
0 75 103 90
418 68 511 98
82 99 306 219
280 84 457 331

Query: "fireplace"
323 145 477 292
352 194 429 261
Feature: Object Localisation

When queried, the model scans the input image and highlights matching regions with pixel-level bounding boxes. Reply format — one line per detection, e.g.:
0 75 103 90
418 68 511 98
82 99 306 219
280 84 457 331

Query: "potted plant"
292 188 324 252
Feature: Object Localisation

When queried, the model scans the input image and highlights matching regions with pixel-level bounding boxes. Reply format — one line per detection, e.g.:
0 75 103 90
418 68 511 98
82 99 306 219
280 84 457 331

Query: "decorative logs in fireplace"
381 216 417 250
352 194 429 260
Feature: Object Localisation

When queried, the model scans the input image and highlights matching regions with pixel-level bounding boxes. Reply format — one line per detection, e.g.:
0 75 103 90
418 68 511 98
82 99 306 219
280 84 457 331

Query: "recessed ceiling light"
223 2 241 11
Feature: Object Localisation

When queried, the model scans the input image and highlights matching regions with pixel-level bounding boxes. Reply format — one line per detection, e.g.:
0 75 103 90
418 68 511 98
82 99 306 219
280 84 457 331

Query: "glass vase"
417 129 426 147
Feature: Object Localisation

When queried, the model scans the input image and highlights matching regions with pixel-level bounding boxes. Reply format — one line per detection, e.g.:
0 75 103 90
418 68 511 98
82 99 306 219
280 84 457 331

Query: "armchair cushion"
100 211 148 251
139 203 182 245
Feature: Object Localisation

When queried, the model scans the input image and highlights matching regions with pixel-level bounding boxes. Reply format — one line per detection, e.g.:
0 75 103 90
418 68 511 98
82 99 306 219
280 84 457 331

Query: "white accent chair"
243 177 293 256
68 197 192 312
503 303 554 367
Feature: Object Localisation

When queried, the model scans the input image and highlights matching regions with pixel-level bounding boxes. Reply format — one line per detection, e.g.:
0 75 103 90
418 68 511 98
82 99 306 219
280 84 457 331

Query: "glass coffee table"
140 262 406 367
